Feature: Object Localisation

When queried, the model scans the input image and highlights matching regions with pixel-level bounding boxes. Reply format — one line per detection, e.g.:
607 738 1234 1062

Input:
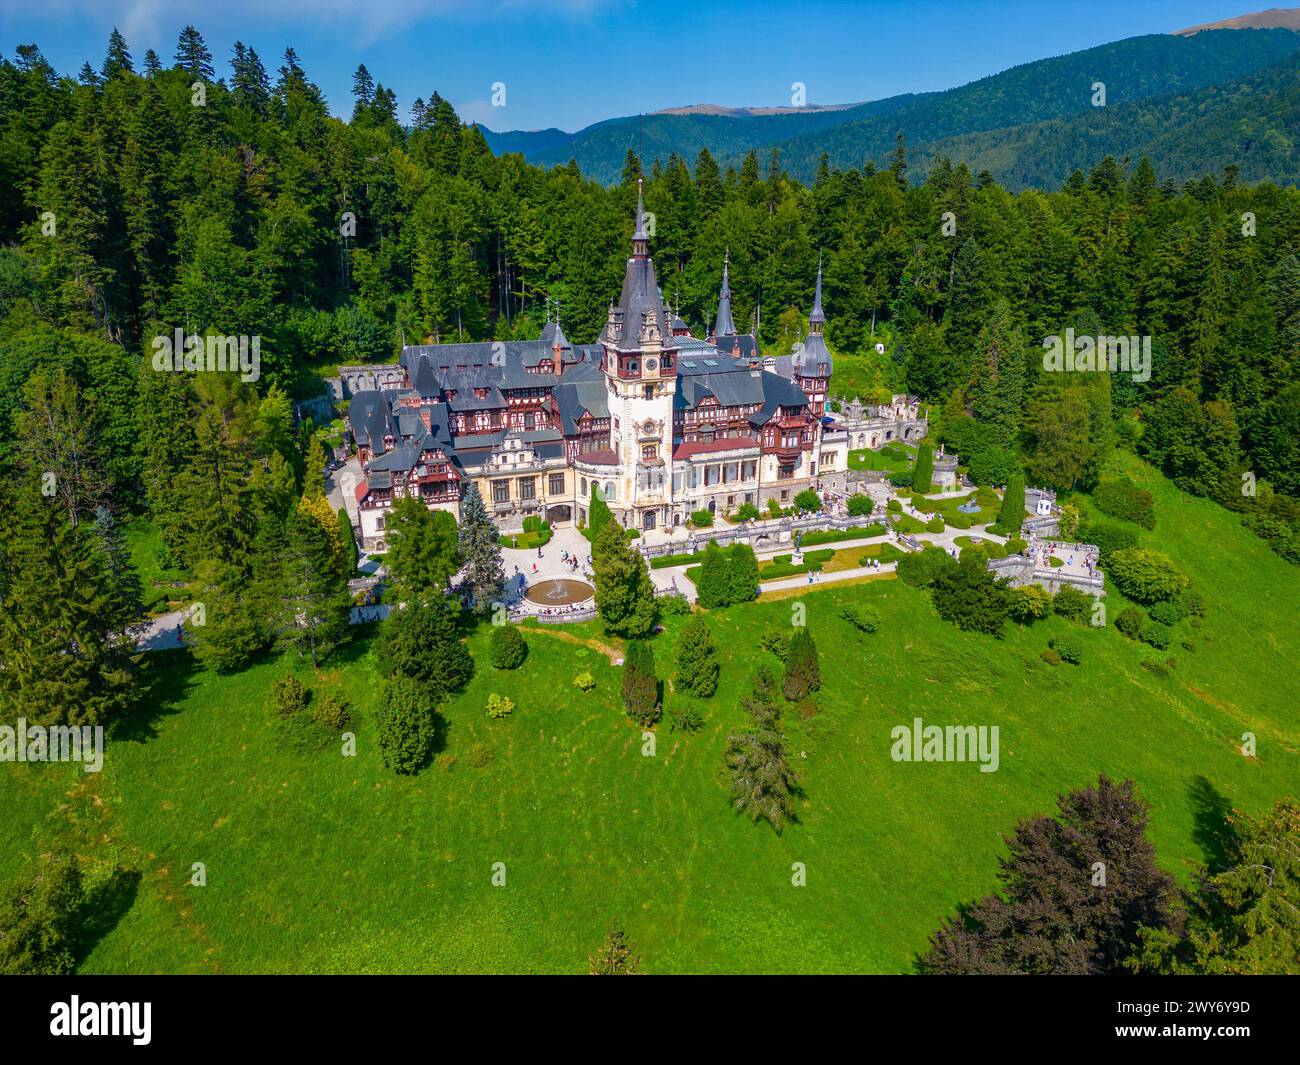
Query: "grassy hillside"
1 458 1295 973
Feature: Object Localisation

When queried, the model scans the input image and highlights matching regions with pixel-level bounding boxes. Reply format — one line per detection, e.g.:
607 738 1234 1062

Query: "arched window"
580 477 587 496
605 481 616 502
642 444 657 461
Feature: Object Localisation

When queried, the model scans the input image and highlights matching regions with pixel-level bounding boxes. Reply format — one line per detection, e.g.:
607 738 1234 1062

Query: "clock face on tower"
645 358 657 371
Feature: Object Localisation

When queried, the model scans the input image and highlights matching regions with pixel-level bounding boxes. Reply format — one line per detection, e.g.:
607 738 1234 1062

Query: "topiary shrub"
847 493 873 516
272 675 310 719
1115 606 1145 639
926 516 945 533
488 624 527 669
1139 620 1173 650
486 693 515 719
573 670 596 693
675 616 719 698
948 512 973 529
1006 537 1029 556
887 498 902 513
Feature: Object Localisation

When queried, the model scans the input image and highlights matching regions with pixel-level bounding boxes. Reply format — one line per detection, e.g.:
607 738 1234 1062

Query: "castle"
344 183 914 550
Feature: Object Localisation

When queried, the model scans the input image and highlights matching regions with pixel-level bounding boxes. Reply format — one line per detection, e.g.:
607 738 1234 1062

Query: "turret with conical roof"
794 254 832 415
711 250 737 341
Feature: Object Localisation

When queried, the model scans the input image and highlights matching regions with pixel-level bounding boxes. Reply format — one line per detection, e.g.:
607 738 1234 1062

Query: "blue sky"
0 1 1267 130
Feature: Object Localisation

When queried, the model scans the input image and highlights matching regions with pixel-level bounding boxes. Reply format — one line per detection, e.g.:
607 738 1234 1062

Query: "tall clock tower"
602 179 678 530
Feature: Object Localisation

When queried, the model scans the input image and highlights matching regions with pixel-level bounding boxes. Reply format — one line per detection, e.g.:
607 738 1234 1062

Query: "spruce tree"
674 616 719 697
725 664 798 833
922 776 1178 975
190 556 268 673
621 639 659 726
376 597 473 705
588 919 640 975
781 627 821 701
338 509 359 578
592 520 657 638
277 503 351 669
457 484 504 616
91 505 143 632
0 488 138 727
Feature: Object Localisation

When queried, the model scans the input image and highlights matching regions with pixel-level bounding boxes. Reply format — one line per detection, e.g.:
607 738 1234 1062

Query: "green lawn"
3 458 1297 974
126 518 190 614
848 444 914 473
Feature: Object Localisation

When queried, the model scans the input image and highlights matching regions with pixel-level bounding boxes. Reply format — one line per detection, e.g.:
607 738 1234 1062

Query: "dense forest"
0 24 1297 732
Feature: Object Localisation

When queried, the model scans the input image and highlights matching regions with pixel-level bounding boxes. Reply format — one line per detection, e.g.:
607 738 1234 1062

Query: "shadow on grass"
1188 775 1240 875
114 649 200 744
73 866 142 968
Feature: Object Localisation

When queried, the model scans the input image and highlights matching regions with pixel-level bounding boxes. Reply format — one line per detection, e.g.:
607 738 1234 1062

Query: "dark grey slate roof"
713 255 737 338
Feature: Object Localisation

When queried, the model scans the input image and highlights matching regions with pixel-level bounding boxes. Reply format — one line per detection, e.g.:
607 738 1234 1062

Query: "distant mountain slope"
479 93 920 183
480 27 1300 187
906 53 1300 189
1174 6 1300 34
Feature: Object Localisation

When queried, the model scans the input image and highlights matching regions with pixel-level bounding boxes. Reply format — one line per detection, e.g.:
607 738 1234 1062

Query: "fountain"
524 578 595 607
957 500 982 514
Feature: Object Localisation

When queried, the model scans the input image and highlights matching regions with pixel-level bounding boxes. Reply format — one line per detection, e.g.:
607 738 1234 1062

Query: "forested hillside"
483 28 1300 187
0 24 1297 737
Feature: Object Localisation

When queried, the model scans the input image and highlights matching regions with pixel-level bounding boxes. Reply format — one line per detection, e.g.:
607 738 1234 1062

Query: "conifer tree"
726 543 760 605
0 488 138 727
592 520 657 638
457 484 504 615
277 504 351 668
725 664 798 833
90 504 143 633
588 481 612 545
189 556 268 672
621 639 659 726
385 495 458 603
375 597 473 705
675 616 719 697
373 674 437 774
588 919 640 975
912 443 935 494
781 626 821 701
998 472 1026 532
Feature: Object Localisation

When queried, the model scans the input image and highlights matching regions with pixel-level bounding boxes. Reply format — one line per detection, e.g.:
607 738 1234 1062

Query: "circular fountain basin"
957 501 982 514
524 578 595 607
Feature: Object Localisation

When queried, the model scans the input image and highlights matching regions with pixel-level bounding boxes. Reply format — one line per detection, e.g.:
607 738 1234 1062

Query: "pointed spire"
809 251 825 332
712 249 737 339
632 177 649 257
